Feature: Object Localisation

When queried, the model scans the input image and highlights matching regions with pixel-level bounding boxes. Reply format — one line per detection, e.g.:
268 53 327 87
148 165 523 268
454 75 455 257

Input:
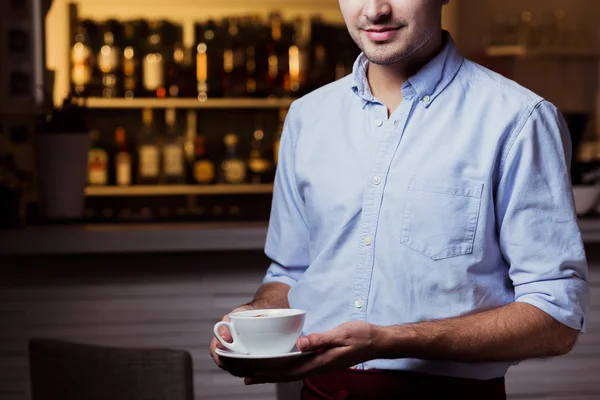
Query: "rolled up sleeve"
263 102 310 287
496 100 589 332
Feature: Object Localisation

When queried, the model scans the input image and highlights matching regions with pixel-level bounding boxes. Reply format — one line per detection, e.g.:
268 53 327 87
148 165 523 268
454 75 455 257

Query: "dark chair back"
29 339 194 400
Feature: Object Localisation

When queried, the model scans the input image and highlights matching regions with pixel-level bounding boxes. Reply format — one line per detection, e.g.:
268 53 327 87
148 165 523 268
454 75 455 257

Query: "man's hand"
245 321 381 385
209 305 254 372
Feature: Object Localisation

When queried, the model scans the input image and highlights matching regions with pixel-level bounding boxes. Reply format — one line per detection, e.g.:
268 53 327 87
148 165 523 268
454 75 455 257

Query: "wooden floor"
0 252 598 400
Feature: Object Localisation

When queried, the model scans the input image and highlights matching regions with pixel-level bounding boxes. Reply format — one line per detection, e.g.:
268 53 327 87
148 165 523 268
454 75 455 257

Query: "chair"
28 339 194 400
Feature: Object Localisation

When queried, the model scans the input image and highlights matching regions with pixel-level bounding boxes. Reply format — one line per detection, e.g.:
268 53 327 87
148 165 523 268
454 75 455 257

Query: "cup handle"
214 321 247 354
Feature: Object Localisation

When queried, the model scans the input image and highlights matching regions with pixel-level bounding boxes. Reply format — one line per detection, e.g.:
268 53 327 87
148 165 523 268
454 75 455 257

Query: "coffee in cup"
213 309 305 355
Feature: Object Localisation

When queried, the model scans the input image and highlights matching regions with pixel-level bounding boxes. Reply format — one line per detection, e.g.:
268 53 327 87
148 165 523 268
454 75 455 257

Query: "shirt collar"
351 31 464 108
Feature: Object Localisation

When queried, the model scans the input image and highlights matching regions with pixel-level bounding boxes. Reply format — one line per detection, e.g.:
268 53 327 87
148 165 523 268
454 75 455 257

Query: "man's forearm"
376 302 579 362
245 282 291 309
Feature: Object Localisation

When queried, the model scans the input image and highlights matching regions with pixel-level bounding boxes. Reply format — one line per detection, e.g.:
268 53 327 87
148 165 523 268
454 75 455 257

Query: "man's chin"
363 49 407 66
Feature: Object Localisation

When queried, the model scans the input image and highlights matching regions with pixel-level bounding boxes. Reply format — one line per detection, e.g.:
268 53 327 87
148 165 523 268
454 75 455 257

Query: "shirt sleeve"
496 100 589 332
262 102 310 287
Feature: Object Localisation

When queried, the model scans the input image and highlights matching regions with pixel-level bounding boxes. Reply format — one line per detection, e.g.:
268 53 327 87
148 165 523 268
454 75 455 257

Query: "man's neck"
367 30 445 116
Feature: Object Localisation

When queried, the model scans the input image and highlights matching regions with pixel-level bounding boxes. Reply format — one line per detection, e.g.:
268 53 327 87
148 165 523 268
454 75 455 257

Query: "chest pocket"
400 176 484 260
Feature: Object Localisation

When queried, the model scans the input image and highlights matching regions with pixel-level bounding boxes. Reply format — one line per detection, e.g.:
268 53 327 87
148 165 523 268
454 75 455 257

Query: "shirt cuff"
515 277 589 333
262 261 302 288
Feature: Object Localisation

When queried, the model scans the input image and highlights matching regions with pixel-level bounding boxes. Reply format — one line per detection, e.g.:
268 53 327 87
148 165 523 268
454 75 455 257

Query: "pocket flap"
409 176 484 199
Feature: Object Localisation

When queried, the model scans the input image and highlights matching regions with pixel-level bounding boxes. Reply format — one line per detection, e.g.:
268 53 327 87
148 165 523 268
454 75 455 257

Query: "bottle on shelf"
273 107 288 165
98 19 122 98
266 13 283 97
248 121 273 184
195 19 223 100
88 130 108 186
165 23 194 98
143 20 166 98
243 18 258 97
288 18 303 95
221 133 246 184
192 135 216 184
122 20 144 99
162 108 186 184
222 18 246 98
279 18 297 96
137 108 161 184
114 126 132 186
252 16 271 98
307 18 334 93
70 19 96 97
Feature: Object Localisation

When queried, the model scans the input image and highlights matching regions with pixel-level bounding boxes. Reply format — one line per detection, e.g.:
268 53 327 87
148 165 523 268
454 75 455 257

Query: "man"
210 0 589 398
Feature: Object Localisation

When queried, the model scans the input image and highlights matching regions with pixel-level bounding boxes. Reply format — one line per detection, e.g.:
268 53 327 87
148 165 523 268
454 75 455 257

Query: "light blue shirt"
262 33 589 380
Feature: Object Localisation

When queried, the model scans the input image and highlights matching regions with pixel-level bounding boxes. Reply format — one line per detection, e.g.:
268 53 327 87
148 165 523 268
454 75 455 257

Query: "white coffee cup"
213 309 305 355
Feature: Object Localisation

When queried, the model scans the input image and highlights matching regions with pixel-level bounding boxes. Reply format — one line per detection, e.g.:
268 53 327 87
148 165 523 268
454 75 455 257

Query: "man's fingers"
298 331 342 352
209 339 226 369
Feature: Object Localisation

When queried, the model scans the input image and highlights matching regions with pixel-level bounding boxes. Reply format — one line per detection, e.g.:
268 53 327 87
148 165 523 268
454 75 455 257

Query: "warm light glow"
289 45 300 91
124 46 134 59
268 55 278 78
197 52 207 81
174 48 184 63
224 50 234 73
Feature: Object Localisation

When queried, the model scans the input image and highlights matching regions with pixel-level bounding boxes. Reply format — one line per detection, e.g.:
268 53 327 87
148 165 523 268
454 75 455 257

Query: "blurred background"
0 0 599 399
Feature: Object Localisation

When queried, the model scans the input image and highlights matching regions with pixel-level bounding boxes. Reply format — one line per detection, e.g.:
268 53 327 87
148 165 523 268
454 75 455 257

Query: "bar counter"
0 221 268 255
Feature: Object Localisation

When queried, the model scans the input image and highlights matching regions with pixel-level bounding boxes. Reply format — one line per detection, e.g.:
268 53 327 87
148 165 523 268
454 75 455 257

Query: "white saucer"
216 347 312 360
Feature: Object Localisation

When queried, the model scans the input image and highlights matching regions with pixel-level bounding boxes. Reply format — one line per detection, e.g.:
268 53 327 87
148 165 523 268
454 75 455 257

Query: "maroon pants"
301 369 506 400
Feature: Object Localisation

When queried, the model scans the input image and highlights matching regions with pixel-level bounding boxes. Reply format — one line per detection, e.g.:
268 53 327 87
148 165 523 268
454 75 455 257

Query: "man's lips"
363 27 401 42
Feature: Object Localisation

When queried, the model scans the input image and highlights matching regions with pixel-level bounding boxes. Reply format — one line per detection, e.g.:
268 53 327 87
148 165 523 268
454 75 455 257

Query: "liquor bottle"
165 23 191 98
88 130 108 186
70 19 96 97
114 127 132 186
244 18 258 97
195 19 223 100
279 23 300 96
222 18 246 97
173 25 196 98
221 133 246 184
98 19 122 98
192 135 216 184
137 108 161 184
248 122 273 184
273 107 288 165
122 20 143 99
307 19 333 93
162 108 185 184
143 21 166 98
266 13 283 97
253 16 270 97
289 17 307 94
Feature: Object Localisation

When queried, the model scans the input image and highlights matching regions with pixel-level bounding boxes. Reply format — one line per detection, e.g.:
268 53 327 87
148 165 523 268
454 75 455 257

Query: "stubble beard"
352 27 438 66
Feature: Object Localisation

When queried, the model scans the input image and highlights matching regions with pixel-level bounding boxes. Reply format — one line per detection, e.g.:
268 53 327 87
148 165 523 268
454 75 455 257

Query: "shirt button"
375 119 383 127
354 298 364 308
421 95 431 104
372 176 381 185
364 236 373 246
